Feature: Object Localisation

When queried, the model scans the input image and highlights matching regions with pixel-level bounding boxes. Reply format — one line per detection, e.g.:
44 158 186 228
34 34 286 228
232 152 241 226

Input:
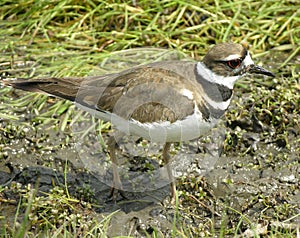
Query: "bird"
1 42 274 202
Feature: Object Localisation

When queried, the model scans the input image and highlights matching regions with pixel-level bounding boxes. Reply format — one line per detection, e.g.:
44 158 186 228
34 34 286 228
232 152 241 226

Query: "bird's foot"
106 187 128 202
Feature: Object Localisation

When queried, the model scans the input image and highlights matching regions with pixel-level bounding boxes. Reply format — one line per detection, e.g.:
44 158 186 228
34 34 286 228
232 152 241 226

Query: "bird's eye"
227 59 242 69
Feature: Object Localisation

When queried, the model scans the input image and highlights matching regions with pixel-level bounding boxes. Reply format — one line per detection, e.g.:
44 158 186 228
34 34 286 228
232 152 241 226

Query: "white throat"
196 62 239 89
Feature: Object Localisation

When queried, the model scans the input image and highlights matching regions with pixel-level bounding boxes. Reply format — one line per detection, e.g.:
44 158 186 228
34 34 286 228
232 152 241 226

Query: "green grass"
0 0 299 237
1 183 117 237
0 0 299 78
0 0 299 126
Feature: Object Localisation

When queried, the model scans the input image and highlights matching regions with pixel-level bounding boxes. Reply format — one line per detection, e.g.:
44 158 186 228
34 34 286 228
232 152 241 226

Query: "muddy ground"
0 60 300 237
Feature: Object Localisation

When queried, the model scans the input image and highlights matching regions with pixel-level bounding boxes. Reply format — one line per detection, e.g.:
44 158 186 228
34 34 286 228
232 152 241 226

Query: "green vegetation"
0 0 299 237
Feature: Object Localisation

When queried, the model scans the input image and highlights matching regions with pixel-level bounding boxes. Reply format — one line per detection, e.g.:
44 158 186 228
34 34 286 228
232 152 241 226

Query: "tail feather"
1 77 83 101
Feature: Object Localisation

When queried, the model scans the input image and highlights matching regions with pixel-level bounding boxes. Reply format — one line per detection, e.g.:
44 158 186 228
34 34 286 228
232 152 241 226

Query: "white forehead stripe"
243 51 254 67
222 54 242 61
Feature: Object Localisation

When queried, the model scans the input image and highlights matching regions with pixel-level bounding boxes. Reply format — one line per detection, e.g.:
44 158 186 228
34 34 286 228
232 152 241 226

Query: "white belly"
76 103 217 143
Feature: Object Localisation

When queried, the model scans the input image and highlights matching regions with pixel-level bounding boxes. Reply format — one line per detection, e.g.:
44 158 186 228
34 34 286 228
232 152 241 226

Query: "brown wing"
77 66 199 123
2 63 205 123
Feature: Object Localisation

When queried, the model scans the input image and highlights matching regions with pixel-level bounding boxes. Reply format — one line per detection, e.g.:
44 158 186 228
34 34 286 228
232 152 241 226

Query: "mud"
0 100 299 237
0 55 300 236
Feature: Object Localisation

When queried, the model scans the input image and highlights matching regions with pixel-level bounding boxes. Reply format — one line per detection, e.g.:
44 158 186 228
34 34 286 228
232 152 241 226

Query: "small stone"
279 174 297 183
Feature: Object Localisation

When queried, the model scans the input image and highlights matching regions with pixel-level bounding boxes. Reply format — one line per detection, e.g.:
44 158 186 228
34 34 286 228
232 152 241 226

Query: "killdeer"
1 42 274 201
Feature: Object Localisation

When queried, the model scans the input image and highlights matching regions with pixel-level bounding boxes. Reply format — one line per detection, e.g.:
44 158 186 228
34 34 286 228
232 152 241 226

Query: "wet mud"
0 70 299 236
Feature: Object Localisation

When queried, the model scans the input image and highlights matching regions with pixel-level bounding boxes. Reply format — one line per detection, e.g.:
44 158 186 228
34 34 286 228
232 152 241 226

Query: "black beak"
249 65 275 77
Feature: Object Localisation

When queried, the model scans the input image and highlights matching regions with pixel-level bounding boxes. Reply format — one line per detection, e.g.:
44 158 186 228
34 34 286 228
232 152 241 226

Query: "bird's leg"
162 142 177 202
107 135 126 200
